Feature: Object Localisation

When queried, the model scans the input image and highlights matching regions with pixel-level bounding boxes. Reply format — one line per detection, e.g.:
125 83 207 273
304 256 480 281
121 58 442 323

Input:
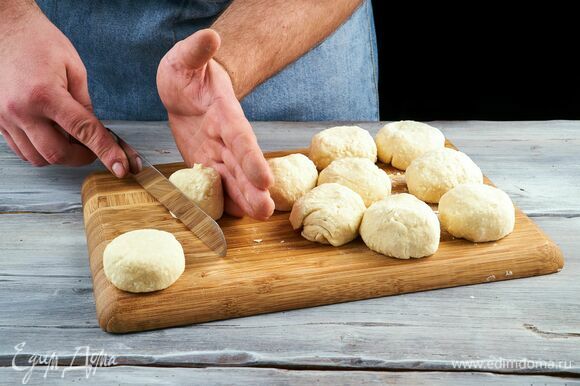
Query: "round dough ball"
103 229 185 293
268 153 318 211
439 183 515 242
317 157 391 207
406 148 483 203
169 164 224 220
375 120 445 170
360 193 440 259
289 183 366 246
309 126 377 170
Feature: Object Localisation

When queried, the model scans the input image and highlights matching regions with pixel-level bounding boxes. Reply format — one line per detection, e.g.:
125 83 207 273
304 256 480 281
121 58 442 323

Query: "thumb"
173 29 221 70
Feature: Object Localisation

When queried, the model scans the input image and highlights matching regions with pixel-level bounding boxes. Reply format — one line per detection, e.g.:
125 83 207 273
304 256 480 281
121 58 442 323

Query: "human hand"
0 5 129 176
157 29 274 220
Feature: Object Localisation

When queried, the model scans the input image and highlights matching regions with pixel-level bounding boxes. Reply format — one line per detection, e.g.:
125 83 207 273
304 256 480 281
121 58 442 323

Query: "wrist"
0 1 38 19
0 1 41 34
212 54 249 100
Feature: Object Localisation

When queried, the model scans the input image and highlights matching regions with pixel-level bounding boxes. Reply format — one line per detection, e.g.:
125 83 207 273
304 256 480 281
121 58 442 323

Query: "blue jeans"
37 1 378 121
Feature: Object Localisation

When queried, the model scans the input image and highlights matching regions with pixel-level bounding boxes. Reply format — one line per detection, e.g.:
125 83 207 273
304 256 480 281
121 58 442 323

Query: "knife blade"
107 128 227 257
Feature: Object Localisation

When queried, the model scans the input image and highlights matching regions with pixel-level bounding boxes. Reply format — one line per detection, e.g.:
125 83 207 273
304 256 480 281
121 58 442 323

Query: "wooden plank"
1 367 579 386
81 144 562 333
0 217 577 373
1 120 579 214
0 213 90 277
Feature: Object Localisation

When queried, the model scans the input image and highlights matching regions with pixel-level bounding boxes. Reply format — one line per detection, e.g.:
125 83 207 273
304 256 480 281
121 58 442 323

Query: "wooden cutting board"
82 144 564 333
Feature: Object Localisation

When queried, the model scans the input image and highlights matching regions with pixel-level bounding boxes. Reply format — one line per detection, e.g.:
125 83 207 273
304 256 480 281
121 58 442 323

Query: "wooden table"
1 121 579 385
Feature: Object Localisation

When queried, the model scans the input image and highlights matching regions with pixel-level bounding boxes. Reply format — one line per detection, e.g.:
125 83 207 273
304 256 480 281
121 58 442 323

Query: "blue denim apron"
37 0 378 121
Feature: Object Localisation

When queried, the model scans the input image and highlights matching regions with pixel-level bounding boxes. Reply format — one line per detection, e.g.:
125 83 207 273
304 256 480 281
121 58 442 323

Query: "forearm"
211 0 363 99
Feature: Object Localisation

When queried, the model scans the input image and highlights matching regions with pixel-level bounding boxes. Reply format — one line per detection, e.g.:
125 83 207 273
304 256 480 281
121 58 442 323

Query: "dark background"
370 3 580 121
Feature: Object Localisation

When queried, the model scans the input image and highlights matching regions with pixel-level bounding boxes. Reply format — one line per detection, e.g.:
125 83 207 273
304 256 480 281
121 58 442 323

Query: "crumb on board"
505 270 513 276
486 274 496 282
253 239 263 243
280 240 285 243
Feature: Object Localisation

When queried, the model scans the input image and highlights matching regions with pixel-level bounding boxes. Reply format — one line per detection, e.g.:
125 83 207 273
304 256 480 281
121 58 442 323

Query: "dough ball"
169 164 224 220
103 229 185 293
375 120 445 170
289 183 366 246
317 157 391 207
406 148 483 203
309 126 377 170
439 183 515 242
268 153 318 211
360 193 440 259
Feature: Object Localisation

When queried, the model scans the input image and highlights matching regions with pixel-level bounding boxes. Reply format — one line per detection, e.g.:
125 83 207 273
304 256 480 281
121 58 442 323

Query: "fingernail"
112 162 125 178
134 156 142 173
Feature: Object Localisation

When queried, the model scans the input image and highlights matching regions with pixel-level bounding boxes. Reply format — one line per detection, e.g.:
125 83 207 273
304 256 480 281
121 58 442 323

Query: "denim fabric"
37 1 378 121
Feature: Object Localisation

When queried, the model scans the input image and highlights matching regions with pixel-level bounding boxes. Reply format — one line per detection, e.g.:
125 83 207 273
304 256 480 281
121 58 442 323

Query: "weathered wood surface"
1 121 579 384
2 367 580 386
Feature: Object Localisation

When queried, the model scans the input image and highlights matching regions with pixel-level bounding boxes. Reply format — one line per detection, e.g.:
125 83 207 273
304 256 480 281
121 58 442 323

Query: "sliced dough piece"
103 229 185 293
169 164 224 220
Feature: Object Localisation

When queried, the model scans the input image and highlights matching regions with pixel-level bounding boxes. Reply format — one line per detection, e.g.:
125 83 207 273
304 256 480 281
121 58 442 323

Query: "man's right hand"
0 3 129 176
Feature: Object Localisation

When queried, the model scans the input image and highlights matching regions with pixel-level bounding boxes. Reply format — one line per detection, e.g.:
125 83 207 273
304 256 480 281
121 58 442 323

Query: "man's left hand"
157 29 274 220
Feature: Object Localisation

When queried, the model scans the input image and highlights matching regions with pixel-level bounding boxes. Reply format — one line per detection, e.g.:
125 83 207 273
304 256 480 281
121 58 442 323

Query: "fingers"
199 137 226 162
224 196 245 218
220 117 273 190
221 148 275 220
176 135 264 219
211 162 255 216
173 29 221 70
7 127 48 166
2 122 97 167
26 121 96 166
42 89 129 177
0 128 27 161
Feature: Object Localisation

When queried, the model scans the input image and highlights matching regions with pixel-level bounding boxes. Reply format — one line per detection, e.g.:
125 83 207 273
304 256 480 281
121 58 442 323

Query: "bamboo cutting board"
82 144 564 333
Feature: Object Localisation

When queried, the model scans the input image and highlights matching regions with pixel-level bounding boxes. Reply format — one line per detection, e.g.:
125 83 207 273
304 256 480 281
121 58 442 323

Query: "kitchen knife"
107 128 227 257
